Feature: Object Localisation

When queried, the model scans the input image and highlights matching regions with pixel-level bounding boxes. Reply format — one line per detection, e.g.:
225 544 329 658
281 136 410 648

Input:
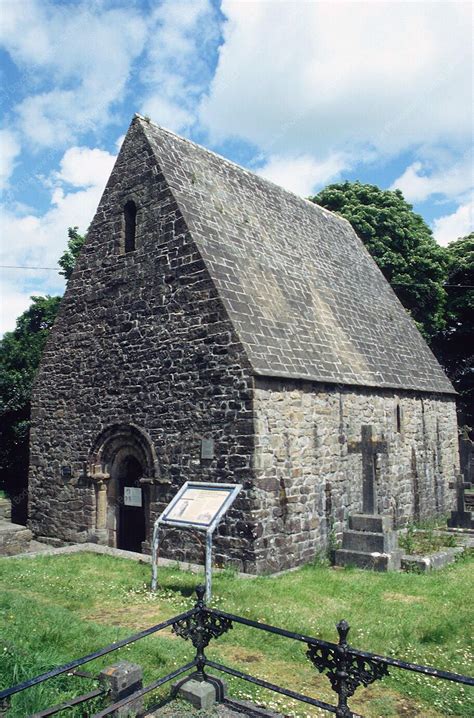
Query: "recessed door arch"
88 424 158 551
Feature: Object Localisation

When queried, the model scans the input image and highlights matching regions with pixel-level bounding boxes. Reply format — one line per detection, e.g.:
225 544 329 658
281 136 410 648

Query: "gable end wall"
28 123 258 570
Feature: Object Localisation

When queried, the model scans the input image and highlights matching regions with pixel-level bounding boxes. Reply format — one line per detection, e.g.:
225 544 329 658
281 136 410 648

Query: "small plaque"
124 487 142 507
201 438 214 460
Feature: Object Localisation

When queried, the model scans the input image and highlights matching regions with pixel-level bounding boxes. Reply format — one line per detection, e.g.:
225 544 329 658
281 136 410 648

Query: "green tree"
431 233 474 430
0 225 85 519
0 296 62 520
58 226 86 280
311 181 449 339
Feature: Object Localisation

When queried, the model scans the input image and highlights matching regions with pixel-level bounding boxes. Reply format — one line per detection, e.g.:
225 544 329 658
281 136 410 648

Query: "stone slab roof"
138 117 454 395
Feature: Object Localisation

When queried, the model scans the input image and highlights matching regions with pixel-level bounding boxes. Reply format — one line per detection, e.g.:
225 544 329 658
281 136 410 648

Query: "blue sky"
0 0 472 334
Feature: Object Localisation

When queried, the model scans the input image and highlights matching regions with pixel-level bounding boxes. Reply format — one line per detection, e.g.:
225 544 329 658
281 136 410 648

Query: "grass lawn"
0 551 472 717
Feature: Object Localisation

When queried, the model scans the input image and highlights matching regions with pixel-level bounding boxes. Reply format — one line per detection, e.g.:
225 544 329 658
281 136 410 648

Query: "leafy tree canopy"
58 226 86 280
0 295 61 414
1 223 84 513
0 295 62 517
311 181 449 339
431 233 474 430
444 233 473 327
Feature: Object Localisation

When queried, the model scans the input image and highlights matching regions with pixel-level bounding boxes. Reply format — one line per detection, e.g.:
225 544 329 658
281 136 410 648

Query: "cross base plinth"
334 514 402 571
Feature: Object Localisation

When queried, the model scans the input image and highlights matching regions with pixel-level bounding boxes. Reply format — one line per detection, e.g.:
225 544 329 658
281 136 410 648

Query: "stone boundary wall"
252 377 459 573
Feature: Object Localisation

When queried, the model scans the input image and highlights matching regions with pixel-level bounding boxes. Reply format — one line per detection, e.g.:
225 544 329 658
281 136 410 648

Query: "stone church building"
28 115 458 573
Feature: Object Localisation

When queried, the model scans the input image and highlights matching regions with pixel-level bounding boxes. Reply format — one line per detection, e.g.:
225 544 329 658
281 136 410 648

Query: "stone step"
0 520 33 556
348 514 392 533
0 497 12 521
342 529 397 553
334 548 402 571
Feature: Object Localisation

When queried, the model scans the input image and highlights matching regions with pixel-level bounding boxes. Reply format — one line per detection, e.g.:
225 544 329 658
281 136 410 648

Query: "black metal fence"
1 585 472 718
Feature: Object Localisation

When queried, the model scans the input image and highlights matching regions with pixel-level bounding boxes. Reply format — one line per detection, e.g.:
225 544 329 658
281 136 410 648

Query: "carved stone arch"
89 423 159 480
88 423 159 550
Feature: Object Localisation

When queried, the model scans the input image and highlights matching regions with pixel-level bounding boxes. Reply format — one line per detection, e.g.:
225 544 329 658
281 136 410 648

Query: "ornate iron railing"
1 585 472 718
0 609 199 717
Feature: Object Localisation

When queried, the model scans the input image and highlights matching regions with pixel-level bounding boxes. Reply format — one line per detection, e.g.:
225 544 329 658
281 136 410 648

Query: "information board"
162 485 236 528
152 481 242 599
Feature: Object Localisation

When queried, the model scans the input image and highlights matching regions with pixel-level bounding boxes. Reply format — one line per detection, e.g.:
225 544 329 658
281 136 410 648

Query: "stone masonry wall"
28 117 459 575
29 119 258 571
252 377 459 573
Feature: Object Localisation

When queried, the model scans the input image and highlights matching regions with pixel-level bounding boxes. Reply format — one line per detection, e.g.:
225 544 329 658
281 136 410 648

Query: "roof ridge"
133 113 350 227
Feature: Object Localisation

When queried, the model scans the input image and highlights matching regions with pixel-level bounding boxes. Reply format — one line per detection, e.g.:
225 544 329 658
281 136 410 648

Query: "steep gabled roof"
137 116 453 394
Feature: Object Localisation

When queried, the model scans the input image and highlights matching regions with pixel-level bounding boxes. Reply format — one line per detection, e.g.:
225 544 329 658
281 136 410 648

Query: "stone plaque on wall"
201 438 215 460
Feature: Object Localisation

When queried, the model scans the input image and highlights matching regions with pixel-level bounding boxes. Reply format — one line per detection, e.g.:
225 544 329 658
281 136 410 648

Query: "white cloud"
140 0 220 133
257 153 347 196
391 155 473 203
0 180 104 270
200 2 472 160
0 130 21 191
115 135 126 152
55 146 116 189
141 97 193 134
432 199 474 246
1 0 147 147
0 144 116 334
0 287 36 336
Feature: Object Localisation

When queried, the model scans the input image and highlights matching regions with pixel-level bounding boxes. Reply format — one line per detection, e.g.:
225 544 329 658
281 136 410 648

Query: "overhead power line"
0 266 472 288
0 265 59 271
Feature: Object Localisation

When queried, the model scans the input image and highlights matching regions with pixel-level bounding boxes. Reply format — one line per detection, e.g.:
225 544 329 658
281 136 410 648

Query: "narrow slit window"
124 200 137 253
396 404 402 433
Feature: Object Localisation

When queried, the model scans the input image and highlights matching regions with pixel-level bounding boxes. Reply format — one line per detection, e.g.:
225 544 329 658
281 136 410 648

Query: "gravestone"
335 426 402 571
447 473 473 529
459 427 474 485
459 428 474 512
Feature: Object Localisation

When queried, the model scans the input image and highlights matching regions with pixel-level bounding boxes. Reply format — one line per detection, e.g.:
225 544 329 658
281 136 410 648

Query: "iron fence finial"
195 585 206 604
337 620 350 647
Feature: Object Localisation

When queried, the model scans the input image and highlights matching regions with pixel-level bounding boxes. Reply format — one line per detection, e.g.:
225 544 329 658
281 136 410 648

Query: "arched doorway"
88 424 159 553
117 454 146 552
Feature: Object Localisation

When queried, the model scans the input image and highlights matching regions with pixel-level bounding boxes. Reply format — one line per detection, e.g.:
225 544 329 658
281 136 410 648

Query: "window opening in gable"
124 200 137 253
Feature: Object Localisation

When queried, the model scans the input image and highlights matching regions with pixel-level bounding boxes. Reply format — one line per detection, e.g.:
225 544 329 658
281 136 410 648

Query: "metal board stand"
151 482 242 601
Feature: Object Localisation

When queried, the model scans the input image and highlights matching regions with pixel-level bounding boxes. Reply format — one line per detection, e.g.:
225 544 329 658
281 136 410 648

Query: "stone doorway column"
90 470 111 545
